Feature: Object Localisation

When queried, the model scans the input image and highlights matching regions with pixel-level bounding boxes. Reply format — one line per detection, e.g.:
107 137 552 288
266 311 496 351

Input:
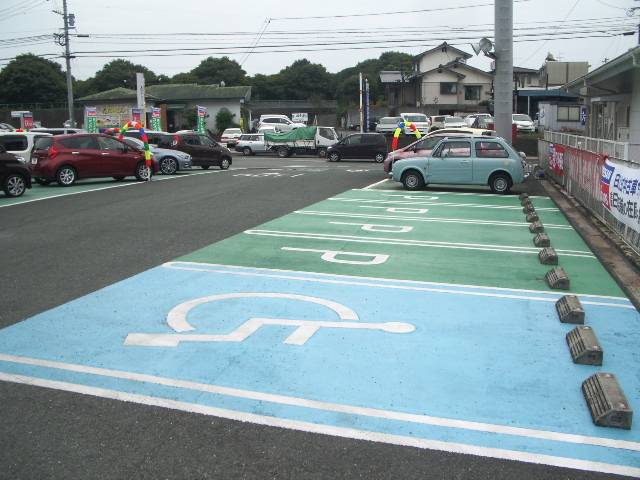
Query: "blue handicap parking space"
0 262 639 477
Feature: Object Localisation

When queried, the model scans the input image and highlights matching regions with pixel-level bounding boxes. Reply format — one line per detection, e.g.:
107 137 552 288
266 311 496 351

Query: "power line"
269 0 532 21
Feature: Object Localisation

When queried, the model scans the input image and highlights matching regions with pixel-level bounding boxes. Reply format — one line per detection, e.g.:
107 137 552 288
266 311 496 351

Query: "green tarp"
263 126 317 142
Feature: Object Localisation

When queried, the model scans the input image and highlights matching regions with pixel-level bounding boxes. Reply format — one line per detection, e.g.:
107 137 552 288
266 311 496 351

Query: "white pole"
495 0 513 143
359 72 364 133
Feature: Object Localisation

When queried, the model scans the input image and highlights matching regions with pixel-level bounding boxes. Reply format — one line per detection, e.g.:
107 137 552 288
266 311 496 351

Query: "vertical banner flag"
151 108 162 131
85 107 98 133
197 105 207 134
131 108 143 125
601 158 640 233
21 112 34 130
580 106 588 126
548 143 565 175
364 79 370 133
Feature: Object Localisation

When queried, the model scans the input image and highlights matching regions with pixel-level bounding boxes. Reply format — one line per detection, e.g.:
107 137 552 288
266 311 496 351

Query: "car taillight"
49 145 59 159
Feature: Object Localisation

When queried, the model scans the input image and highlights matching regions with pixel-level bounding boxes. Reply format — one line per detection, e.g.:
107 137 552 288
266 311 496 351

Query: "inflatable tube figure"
391 121 422 150
118 121 153 169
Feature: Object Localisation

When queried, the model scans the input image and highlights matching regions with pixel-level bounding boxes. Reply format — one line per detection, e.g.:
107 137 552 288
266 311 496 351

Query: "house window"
558 106 580 121
440 82 457 95
464 85 482 101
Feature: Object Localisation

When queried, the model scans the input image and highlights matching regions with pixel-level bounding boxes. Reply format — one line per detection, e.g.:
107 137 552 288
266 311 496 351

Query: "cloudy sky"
2 0 639 79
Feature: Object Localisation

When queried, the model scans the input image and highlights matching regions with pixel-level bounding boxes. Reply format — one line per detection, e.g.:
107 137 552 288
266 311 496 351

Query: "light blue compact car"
122 136 192 175
391 136 526 193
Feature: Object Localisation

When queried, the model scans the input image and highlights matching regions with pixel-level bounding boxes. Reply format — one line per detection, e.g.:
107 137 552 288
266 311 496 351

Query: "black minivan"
326 133 387 163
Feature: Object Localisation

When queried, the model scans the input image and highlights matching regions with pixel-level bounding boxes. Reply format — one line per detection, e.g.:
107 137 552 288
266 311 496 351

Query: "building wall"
540 62 589 87
417 46 468 72
420 69 492 112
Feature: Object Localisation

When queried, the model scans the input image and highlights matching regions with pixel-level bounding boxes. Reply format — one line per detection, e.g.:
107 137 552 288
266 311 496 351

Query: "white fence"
543 131 632 164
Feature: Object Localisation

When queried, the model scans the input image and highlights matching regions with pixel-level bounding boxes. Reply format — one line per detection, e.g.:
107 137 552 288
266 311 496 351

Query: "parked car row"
0 130 234 197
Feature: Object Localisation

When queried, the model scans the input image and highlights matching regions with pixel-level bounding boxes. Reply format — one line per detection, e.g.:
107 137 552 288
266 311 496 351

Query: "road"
0 155 636 480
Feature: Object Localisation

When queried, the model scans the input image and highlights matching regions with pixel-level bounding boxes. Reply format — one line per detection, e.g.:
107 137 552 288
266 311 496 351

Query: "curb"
541 179 640 311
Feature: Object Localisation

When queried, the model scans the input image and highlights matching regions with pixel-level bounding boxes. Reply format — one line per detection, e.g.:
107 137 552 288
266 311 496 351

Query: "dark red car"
30 134 159 186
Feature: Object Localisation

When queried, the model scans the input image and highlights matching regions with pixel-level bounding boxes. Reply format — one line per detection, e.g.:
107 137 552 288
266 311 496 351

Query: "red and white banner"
548 143 565 175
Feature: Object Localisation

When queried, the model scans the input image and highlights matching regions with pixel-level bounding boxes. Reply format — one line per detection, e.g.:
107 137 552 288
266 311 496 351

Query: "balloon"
391 121 423 151
118 121 152 167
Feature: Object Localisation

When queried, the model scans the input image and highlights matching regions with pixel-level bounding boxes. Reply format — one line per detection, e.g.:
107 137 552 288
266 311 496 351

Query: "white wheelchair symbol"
124 292 415 347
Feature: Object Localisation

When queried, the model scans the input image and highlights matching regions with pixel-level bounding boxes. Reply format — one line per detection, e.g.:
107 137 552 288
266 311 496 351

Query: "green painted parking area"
181 188 623 297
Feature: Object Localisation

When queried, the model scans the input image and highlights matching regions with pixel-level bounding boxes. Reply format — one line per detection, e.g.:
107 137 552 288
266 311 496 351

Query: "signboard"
85 107 98 133
11 110 30 118
601 158 640 233
292 112 308 124
131 108 143 125
548 143 565 176
21 112 34 130
197 105 207 134
151 107 162 131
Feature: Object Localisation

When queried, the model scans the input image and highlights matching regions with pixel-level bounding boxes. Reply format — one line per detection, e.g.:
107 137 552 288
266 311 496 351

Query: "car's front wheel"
489 172 512 194
374 152 385 163
317 148 327 158
220 157 231 170
277 147 289 158
3 173 26 197
242 147 252 156
134 162 152 181
160 157 178 175
56 166 76 186
401 170 425 191
328 152 340 162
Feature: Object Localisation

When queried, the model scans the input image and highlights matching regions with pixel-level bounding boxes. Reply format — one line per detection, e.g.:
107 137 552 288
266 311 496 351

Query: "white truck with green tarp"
263 126 339 157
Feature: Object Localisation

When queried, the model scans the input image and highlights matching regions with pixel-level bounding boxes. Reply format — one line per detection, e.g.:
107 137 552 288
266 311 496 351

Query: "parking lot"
1 163 638 479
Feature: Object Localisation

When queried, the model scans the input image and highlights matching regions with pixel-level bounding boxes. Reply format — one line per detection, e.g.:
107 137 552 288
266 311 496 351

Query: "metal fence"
539 139 640 255
543 130 632 164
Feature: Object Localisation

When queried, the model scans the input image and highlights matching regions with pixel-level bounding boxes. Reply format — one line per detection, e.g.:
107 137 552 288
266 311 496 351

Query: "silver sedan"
122 137 192 175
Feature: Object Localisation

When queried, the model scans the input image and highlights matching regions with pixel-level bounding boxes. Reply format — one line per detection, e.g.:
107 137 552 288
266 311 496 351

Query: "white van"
257 114 305 133
399 113 431 135
0 131 52 164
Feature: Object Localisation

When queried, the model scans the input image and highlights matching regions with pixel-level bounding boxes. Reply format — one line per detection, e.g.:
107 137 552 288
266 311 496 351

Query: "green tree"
277 59 335 100
91 59 157 92
215 108 238 132
0 54 67 104
249 73 282 100
171 72 198 84
190 56 246 85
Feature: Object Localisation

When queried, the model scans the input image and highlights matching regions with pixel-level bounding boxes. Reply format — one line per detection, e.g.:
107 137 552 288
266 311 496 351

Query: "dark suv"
326 133 387 163
160 133 232 170
0 143 31 197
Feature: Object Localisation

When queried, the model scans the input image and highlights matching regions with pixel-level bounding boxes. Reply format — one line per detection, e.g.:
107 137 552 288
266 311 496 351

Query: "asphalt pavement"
0 156 633 480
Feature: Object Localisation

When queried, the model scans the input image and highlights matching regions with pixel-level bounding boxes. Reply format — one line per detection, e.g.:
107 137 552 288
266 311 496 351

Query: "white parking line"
0 170 221 209
244 229 595 257
295 210 573 230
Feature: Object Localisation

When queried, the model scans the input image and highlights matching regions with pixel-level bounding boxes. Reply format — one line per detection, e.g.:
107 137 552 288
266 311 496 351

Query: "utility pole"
494 0 513 143
54 0 75 127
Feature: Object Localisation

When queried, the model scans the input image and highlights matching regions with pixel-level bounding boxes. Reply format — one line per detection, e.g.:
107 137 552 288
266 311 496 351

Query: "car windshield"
513 114 532 122
405 115 427 122
33 136 53 150
444 117 464 124
123 137 144 149
224 129 241 134
381 118 400 124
